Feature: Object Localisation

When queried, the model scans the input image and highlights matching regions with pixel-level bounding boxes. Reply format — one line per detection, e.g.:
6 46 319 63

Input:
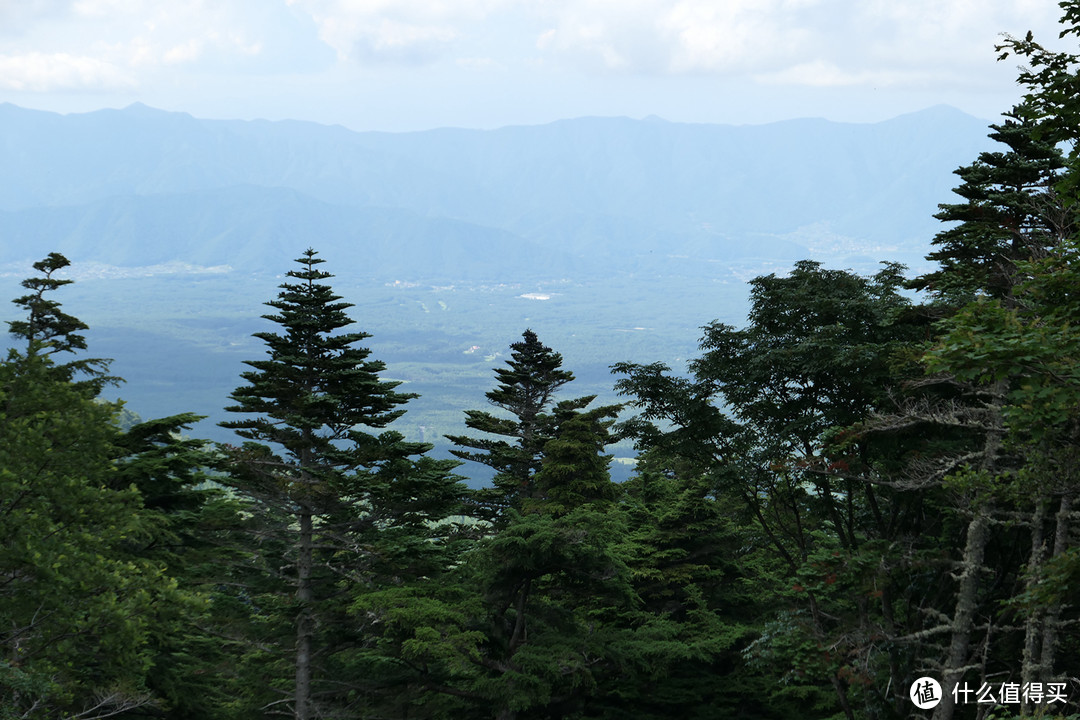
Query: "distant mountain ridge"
0 103 996 279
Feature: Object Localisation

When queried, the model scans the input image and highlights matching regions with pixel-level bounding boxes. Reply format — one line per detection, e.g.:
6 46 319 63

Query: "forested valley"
7 7 1080 720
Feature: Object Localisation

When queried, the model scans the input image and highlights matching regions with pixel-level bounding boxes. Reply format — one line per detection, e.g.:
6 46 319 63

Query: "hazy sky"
0 0 1070 131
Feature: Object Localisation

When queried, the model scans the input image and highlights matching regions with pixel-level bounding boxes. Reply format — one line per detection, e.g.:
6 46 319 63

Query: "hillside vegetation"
5 7 1080 720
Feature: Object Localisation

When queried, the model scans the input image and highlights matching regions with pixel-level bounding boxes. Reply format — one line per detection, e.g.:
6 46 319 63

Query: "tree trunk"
933 506 992 720
296 505 314 720
1039 494 1072 682
1021 498 1048 716
934 380 1006 720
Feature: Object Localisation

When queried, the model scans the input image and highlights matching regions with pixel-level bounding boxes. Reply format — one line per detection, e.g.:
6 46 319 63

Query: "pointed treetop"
288 248 330 278
222 249 418 469
447 329 577 517
487 329 575 422
8 253 88 355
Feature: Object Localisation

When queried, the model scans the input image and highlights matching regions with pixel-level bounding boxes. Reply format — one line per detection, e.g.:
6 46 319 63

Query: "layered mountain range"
0 102 995 279
0 103 1002 455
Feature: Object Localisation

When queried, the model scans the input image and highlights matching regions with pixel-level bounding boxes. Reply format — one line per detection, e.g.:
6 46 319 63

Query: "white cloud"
0 0 332 92
526 0 1064 86
291 0 505 63
662 0 814 73
531 0 817 73
2 0 1065 87
0 51 135 91
0 0 1071 127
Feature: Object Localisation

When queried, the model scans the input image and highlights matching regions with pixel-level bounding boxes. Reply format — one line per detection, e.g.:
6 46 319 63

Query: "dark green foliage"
608 464 776 719
527 397 620 514
223 248 419 461
7 252 114 392
0 257 223 719
8 253 88 355
693 260 917 447
376 336 652 719
447 329 575 516
220 248 466 718
14 8 1080 717
0 351 161 718
614 261 928 719
109 413 246 720
997 7 1080 203
911 106 1072 303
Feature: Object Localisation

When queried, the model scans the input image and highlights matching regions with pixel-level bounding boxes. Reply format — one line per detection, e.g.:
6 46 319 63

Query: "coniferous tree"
221 249 462 719
365 335 642 719
108 413 246 720
615 261 928 719
8 252 113 392
447 329 574 517
911 104 1072 304
451 396 632 720
9 253 88 355
0 255 211 719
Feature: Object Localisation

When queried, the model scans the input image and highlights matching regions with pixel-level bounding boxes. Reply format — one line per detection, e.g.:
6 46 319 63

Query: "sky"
0 0 1072 132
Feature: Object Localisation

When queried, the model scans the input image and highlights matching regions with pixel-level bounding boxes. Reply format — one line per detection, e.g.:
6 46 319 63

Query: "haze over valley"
1 102 997 475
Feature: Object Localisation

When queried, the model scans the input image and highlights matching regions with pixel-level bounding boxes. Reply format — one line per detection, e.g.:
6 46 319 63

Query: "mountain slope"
0 103 995 276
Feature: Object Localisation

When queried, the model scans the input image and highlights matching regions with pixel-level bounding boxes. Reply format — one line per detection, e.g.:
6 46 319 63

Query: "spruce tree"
221 249 458 720
446 329 574 516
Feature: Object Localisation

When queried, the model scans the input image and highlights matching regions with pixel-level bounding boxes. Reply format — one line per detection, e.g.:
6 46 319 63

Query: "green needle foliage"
447 329 575 519
220 248 465 719
0 351 159 718
912 103 1072 304
13 7 1080 718
0 255 219 719
8 253 115 393
8 253 89 356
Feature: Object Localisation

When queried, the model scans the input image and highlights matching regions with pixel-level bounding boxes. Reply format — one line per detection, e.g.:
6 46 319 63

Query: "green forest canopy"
5 5 1080 720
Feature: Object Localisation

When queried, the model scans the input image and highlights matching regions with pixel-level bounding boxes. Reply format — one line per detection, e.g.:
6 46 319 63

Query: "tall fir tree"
221 249 462 719
447 329 574 517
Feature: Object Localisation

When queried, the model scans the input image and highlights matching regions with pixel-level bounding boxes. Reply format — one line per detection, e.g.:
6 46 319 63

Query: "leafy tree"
615 261 927 719
220 248 464 719
0 255 204 719
918 240 1080 719
868 12 1080 717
